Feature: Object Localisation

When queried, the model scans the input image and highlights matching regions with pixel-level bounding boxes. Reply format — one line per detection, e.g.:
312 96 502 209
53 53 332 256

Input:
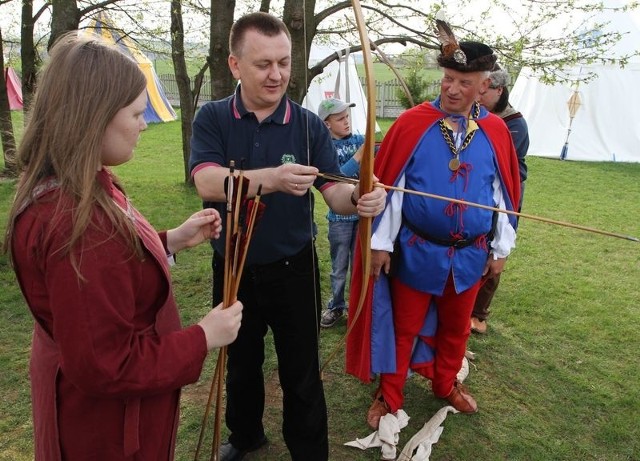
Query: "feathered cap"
434 11 496 73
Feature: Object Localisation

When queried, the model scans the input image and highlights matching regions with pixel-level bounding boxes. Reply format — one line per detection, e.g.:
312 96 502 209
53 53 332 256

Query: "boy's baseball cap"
318 98 356 121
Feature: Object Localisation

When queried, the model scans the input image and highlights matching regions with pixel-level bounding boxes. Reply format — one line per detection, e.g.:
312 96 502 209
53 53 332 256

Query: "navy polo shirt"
189 85 341 265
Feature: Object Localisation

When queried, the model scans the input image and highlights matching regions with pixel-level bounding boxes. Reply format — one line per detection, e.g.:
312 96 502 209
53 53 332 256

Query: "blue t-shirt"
189 85 340 265
326 133 364 223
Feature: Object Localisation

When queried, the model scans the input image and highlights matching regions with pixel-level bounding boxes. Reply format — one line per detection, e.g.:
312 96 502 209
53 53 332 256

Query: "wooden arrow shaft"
318 173 639 243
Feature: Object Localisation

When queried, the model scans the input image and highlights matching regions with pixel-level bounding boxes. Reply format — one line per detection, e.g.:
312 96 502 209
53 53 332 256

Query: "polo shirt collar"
231 84 292 125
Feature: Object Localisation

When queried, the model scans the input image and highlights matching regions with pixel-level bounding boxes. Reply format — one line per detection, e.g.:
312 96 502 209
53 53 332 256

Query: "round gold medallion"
449 158 461 171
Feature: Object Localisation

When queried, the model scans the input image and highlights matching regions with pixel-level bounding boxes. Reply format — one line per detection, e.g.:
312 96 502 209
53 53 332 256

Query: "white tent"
303 44 378 135
510 4 640 162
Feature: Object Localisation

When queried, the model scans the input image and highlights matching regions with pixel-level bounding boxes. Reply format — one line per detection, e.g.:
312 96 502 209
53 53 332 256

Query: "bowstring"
300 0 324 372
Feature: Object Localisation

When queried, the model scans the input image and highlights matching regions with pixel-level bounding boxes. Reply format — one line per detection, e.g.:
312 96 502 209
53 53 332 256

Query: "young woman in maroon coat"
3 33 243 460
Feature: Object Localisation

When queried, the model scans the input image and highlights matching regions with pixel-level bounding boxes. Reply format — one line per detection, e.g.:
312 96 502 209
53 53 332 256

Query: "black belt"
402 215 491 249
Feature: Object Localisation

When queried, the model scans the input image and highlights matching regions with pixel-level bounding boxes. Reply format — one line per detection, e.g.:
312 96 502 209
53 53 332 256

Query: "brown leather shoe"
367 390 390 430
445 381 478 414
471 316 487 334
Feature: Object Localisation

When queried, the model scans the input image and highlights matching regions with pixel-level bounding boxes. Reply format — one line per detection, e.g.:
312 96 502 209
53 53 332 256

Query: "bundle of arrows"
195 160 265 461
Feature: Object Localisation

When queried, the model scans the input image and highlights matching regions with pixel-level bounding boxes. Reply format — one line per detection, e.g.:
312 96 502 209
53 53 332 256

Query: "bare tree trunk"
21 0 37 111
170 0 196 183
48 0 80 50
209 0 235 101
283 0 316 104
0 27 18 176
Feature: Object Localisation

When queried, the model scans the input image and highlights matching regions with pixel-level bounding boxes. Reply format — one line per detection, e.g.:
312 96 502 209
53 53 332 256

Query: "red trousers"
379 274 481 412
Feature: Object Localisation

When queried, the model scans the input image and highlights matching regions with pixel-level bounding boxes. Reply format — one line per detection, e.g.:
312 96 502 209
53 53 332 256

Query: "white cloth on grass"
345 357 470 460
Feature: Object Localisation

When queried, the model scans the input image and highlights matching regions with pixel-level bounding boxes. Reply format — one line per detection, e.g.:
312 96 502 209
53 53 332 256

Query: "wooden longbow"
321 0 377 373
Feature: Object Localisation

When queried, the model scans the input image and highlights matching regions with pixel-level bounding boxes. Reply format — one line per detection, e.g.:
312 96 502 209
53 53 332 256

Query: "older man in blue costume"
345 38 521 429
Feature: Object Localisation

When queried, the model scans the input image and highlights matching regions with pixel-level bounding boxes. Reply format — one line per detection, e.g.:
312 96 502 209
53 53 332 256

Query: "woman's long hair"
3 32 147 275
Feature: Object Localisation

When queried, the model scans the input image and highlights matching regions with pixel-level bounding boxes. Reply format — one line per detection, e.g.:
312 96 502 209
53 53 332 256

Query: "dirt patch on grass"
182 367 284 409
181 367 289 459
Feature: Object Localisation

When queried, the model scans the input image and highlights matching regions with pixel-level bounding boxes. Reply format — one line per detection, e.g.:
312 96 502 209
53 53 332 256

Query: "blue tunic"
396 123 498 295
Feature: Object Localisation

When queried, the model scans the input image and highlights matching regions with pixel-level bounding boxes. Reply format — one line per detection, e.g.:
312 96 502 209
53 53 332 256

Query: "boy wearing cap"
345 37 521 429
317 98 364 328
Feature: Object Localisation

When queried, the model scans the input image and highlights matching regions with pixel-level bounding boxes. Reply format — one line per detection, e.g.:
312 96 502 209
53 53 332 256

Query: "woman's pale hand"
198 300 243 350
166 209 222 254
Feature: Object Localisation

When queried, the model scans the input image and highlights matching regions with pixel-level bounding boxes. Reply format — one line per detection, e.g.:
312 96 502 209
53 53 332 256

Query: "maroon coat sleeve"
14 201 208 398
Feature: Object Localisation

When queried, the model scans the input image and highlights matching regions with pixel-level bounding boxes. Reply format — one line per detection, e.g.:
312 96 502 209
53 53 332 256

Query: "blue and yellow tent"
85 13 177 124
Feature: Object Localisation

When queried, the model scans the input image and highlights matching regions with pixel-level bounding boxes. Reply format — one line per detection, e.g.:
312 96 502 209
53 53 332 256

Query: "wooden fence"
157 74 440 118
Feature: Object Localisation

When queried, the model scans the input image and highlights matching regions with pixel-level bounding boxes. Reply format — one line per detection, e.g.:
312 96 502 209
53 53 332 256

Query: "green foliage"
392 49 440 108
396 68 433 109
1 119 639 461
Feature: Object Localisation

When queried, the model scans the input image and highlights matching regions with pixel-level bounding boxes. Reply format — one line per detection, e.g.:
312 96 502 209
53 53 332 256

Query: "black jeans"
213 244 328 461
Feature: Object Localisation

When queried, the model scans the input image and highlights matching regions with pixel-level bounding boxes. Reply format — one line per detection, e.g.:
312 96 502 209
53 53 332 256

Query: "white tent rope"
333 49 356 123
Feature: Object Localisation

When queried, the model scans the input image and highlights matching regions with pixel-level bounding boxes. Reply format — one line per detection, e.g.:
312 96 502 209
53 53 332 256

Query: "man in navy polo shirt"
189 12 386 461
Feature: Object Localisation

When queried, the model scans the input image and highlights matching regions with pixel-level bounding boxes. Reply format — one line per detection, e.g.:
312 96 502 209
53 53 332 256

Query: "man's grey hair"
489 69 510 88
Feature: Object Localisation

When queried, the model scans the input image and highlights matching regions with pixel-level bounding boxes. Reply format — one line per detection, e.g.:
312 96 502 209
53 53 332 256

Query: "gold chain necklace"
439 103 480 171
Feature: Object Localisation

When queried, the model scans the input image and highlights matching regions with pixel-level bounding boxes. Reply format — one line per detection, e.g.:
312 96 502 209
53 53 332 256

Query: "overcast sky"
1 0 638 58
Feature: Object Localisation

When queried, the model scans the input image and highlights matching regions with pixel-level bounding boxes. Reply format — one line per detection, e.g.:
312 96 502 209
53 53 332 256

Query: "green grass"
1 116 639 460
150 59 440 85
